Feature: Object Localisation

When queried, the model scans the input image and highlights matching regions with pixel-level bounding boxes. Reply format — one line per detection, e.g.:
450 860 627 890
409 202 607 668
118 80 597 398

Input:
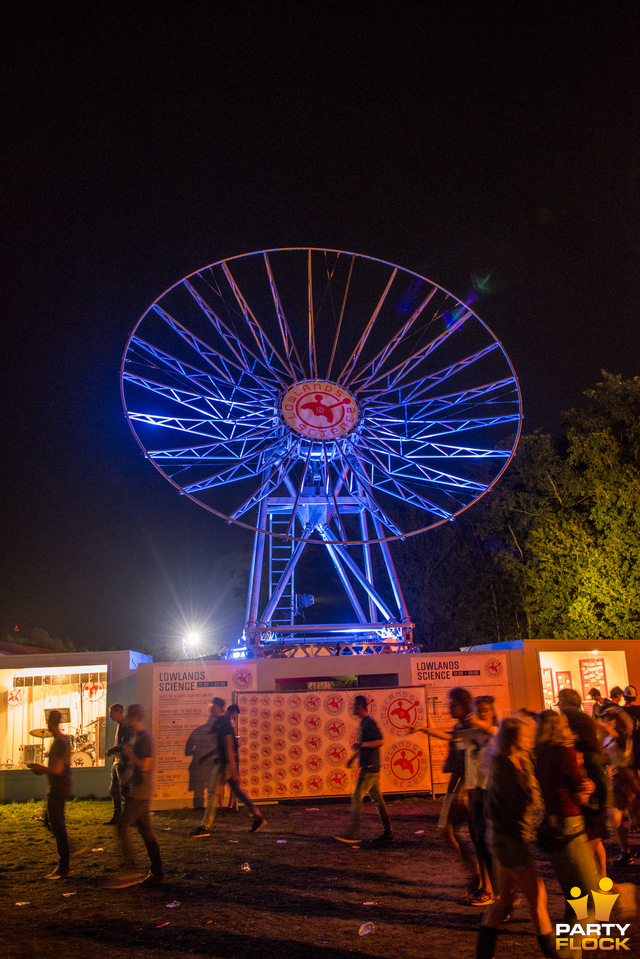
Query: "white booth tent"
0 649 150 801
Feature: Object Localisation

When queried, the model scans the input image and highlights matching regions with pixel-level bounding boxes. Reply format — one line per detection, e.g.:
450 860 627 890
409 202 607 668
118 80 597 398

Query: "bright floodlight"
183 631 201 656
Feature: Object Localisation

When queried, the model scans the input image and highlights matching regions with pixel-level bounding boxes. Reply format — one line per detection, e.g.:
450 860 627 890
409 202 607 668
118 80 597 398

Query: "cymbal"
29 728 53 738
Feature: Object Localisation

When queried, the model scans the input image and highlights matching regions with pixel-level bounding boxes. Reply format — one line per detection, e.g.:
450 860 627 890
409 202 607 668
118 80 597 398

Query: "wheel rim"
121 248 522 545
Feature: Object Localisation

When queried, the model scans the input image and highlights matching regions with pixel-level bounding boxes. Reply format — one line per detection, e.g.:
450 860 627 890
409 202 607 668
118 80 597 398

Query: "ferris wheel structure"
121 248 522 654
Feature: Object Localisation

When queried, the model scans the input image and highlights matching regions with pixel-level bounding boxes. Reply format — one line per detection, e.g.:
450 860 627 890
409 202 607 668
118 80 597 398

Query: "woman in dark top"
477 718 556 959
534 710 600 907
561 704 612 878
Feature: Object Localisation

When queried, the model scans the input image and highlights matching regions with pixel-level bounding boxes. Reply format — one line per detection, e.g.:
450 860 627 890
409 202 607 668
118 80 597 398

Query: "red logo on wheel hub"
281 381 358 440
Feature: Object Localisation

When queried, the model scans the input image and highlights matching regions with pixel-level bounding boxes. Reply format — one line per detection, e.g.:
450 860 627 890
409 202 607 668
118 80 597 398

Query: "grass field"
1 796 638 959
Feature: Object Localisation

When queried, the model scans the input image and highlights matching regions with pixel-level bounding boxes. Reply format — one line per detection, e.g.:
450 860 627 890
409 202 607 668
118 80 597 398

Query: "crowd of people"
410 683 640 958
26 683 640 955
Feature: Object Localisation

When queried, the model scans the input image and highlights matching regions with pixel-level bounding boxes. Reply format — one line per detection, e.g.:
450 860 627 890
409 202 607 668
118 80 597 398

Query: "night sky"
3 5 639 654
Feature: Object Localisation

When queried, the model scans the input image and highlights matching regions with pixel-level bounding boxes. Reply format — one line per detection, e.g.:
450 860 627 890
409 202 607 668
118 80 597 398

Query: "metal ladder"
268 512 295 627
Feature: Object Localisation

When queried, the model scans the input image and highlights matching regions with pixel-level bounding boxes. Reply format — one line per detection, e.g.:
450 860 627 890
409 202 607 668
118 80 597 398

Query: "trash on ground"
415 829 424 835
276 840 287 844
166 901 180 908
241 862 251 872
62 892 76 897
91 847 104 852
359 922 375 936
156 921 170 928
15 902 30 906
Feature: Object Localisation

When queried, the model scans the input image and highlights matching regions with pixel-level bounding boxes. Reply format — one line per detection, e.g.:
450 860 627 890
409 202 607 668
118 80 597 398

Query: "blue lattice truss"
122 249 522 646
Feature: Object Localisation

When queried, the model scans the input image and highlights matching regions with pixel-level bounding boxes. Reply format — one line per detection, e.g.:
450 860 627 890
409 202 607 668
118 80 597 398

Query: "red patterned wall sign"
236 687 429 800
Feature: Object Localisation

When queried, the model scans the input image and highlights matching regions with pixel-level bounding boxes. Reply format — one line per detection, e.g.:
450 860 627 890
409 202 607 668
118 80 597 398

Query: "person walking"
184 714 217 811
477 717 557 959
599 705 640 864
109 703 164 888
559 704 612 879
335 695 393 845
225 703 240 813
621 685 640 774
410 686 481 896
27 709 73 879
104 703 133 825
189 697 265 837
534 710 600 906
461 695 498 907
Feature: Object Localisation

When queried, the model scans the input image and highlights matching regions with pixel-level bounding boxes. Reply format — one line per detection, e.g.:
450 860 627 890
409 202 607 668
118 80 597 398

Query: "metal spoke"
337 266 397 385
354 430 488 495
307 249 316 379
343 436 460 518
335 446 407 536
128 414 277 445
176 434 292 492
123 370 243 418
326 253 354 380
364 376 519 418
229 442 303 521
156 294 280 391
284 441 313 539
346 284 439 389
127 333 238 392
365 411 520 440
142 422 284 459
352 309 472 394
263 252 307 379
359 342 502 405
359 425 513 461
218 263 291 386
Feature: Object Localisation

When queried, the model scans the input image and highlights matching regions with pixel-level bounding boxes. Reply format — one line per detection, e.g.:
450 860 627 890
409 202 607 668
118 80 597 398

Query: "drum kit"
26 718 99 767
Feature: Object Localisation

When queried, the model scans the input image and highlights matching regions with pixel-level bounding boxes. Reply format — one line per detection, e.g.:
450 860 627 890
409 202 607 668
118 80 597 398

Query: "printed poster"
151 662 256 802
236 687 430 800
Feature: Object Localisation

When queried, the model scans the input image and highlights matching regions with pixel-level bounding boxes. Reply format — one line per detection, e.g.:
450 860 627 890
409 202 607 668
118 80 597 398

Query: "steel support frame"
243 497 414 650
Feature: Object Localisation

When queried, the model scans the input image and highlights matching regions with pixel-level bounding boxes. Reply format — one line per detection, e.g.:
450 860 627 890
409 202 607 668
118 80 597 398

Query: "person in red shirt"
534 710 600 909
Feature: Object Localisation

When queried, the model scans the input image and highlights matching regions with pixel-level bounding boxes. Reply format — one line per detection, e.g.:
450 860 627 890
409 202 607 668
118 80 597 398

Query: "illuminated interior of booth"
537 649 628 713
0 664 108 770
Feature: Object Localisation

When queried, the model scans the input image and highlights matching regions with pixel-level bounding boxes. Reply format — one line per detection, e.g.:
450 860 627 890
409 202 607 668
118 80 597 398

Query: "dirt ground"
1 796 639 959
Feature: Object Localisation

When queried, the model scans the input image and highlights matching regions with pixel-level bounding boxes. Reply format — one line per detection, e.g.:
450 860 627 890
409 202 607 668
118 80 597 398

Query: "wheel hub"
280 380 359 440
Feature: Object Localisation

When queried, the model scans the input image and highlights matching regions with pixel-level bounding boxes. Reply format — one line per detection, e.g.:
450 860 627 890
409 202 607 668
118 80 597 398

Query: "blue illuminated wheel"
121 248 522 546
